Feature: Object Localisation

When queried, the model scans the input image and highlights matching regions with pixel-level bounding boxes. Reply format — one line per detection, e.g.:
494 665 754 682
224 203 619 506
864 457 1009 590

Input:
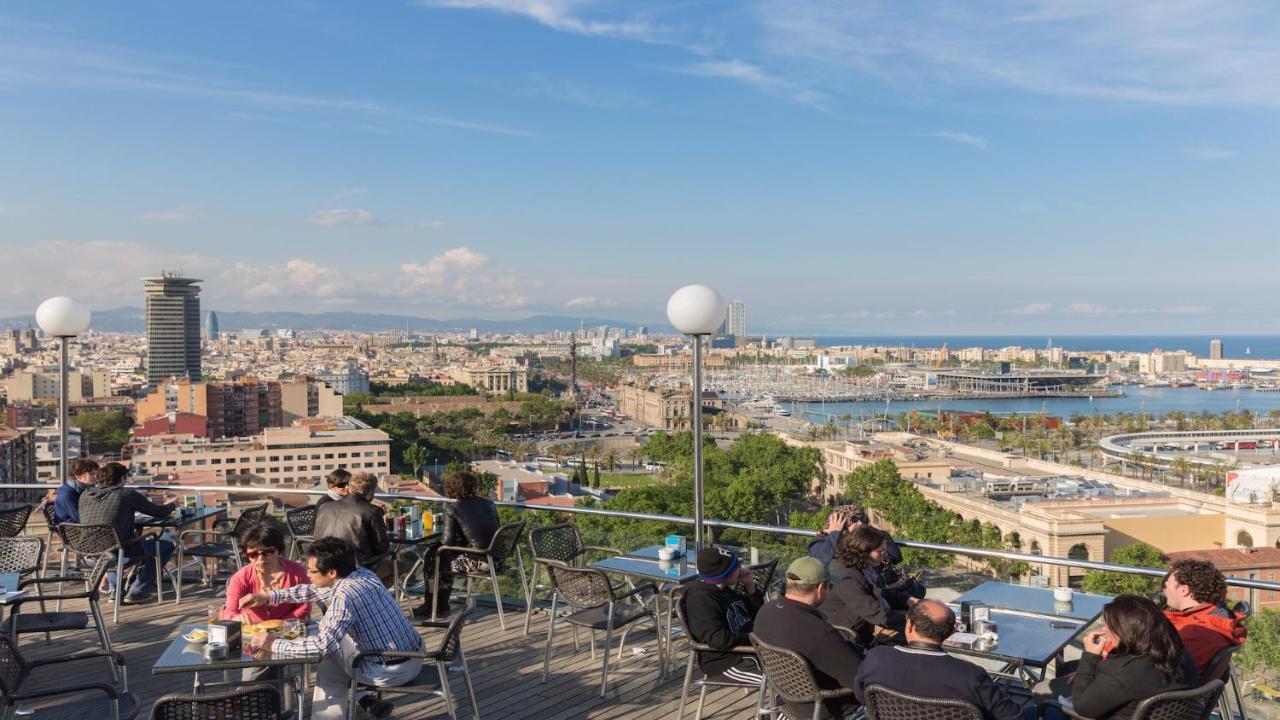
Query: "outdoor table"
390 531 441 600
0 572 24 625
154 624 322 712
137 506 227 530
592 545 698 676
942 581 1110 690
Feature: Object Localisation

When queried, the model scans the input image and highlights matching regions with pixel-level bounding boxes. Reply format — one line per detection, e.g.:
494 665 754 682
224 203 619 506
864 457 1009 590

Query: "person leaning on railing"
1160 558 1248 676
854 599 1023 720
821 526 915 647
681 547 766 685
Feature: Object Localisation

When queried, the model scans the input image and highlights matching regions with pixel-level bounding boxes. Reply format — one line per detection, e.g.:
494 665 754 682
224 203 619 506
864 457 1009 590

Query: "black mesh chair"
57 523 171 623
736 558 779 601
0 634 136 720
749 632 857 720
431 520 529 630
673 590 767 720
0 506 33 539
1035 680 1224 720
14 528 116 655
151 684 282 720
37 503 63 578
346 608 480 720
175 502 268 603
523 523 621 635
284 504 317 560
864 685 983 720
0 537 43 580
540 561 663 697
1201 644 1245 720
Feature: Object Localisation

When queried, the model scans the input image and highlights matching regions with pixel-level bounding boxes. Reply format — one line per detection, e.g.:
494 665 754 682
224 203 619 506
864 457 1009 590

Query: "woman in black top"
821 525 910 647
1072 594 1198 720
416 469 499 618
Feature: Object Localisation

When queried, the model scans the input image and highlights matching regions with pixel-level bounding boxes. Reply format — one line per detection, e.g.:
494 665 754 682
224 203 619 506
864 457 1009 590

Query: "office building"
204 310 219 339
318 359 369 395
144 273 202 385
1210 338 1224 360
727 299 746 337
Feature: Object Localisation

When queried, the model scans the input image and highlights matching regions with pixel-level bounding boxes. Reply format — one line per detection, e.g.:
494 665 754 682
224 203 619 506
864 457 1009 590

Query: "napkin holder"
209 619 242 653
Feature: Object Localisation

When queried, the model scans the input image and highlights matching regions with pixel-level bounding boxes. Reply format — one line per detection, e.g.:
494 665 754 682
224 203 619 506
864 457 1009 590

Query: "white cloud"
396 246 531 308
307 209 384 227
1066 302 1107 315
417 0 662 42
927 131 988 150
753 0 1280 108
677 59 829 108
523 73 649 110
420 220 446 230
137 205 203 222
1164 305 1211 314
1001 303 1053 316
564 296 619 309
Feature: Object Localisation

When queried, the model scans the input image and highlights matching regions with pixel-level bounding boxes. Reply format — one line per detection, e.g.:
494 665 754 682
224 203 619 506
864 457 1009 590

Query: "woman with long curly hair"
819 525 912 646
1071 594 1198 720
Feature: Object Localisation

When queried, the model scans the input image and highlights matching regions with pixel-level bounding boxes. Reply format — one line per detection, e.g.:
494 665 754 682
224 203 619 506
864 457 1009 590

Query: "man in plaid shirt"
242 536 423 719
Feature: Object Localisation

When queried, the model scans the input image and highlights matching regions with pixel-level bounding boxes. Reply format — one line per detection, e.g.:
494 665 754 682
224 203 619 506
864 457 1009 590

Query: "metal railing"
12 481 1280 594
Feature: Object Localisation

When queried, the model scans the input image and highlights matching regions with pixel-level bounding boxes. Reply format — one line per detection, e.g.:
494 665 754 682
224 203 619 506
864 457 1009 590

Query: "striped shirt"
268 567 421 659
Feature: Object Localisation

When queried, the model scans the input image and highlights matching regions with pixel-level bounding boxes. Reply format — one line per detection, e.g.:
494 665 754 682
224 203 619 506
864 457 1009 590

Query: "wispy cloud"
677 59 829 109
137 205 203 222
523 73 649 110
753 1 1280 108
408 113 535 137
307 208 385 227
927 130 988 149
420 220 446 230
1186 147 1236 160
416 0 663 42
564 296 619 309
1001 303 1052 316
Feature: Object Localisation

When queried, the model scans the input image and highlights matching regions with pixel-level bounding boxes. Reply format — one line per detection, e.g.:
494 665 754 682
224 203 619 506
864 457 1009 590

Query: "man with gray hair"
313 472 391 581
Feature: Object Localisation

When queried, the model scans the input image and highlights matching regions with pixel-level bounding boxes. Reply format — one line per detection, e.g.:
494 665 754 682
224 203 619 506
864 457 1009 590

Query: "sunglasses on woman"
245 548 278 558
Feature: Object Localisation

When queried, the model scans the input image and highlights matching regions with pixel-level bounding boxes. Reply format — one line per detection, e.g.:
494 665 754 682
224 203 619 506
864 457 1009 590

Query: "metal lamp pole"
691 332 705 550
58 336 70 484
36 297 92 490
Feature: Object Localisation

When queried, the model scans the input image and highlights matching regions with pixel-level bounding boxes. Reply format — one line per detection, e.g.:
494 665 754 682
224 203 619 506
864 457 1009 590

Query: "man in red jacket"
1161 558 1247 677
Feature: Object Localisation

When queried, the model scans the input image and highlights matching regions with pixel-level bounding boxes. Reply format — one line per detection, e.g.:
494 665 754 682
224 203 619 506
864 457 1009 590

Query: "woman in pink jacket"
219 522 309 680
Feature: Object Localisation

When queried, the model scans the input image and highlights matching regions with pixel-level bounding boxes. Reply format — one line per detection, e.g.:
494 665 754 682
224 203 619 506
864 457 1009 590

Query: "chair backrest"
0 506 33 538
0 537 42 577
39 502 58 534
736 558 778 597
1201 644 1239 684
232 503 271 535
485 520 526 561
0 636 28 699
544 562 615 609
864 685 985 720
152 684 283 720
749 632 826 704
285 504 317 536
673 590 718 652
1132 680 1224 720
59 522 122 556
433 607 474 662
528 523 585 563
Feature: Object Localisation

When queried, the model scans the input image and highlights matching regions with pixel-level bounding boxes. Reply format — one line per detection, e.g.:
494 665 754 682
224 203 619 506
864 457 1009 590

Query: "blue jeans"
113 538 175 594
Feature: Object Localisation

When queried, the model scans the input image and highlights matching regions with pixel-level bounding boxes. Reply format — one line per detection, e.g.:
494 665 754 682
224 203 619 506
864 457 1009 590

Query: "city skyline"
2 3 1280 333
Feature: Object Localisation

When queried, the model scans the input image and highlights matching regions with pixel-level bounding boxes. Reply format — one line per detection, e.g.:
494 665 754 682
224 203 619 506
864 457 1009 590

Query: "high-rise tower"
1209 338 1223 360
204 310 219 339
144 273 202 385
726 299 746 337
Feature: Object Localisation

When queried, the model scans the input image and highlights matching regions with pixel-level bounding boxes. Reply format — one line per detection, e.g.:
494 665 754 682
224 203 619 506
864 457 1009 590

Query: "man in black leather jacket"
313 472 391 580
416 469 499 619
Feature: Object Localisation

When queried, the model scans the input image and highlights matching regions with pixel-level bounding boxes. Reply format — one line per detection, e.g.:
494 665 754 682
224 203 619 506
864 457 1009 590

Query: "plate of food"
183 628 209 644
242 619 284 636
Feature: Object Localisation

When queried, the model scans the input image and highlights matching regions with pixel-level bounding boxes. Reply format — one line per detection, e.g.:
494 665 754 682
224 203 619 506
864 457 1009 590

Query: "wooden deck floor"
13 583 761 719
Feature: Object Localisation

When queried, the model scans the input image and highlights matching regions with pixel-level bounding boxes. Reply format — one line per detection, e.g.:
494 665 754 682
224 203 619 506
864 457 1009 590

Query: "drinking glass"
284 618 305 640
206 602 222 625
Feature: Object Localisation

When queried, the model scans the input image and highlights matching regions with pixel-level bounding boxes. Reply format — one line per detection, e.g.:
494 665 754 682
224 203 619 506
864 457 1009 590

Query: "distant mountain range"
0 306 665 334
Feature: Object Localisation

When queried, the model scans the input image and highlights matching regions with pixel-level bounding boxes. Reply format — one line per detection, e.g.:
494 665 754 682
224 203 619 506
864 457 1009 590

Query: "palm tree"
1169 457 1193 488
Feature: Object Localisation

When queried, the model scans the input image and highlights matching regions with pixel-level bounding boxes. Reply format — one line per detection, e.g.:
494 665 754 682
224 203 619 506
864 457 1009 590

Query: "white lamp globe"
35 297 92 337
666 285 726 335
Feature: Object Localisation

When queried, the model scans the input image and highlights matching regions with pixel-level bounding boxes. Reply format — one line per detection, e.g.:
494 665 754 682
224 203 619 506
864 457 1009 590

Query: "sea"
813 335 1280 360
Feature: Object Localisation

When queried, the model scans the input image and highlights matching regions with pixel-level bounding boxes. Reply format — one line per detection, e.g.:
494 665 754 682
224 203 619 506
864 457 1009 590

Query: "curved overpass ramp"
1099 428 1280 467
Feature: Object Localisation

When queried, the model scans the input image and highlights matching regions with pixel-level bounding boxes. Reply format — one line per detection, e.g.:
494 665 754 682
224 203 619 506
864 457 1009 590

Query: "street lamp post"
666 284 725 550
36 297 92 491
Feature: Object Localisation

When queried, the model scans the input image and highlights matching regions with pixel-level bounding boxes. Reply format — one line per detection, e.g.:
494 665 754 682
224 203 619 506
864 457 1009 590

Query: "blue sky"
2 1 1279 334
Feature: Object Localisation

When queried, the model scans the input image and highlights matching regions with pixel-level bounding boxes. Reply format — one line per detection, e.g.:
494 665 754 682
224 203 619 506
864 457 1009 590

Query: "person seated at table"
314 468 352 510
822 525 915 647
242 536 423 720
313 472 392 581
53 457 99 524
681 547 766 685
414 469 498 620
1066 594 1198 720
753 557 864 720
1161 558 1248 676
810 506 923 610
78 461 178 604
854 600 1023 720
220 522 310 681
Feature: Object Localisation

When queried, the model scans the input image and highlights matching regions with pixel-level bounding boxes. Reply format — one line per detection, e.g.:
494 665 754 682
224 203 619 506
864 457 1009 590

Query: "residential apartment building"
1 369 111 402
128 417 390 487
136 378 340 439
0 426 37 503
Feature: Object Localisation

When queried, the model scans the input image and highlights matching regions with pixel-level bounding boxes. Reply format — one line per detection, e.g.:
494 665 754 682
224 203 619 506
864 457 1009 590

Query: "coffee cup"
1054 587 1073 603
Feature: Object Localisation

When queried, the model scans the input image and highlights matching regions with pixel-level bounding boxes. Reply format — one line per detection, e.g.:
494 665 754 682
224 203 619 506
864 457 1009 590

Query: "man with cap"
679 547 766 685
753 557 864 720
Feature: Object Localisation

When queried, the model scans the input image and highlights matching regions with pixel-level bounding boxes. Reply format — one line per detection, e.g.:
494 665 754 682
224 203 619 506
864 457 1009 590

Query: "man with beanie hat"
679 547 766 684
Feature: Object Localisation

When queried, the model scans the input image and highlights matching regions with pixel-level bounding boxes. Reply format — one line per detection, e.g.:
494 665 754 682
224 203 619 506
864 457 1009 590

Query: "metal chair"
57 523 171 623
540 561 664 697
37 503 63 578
673 591 767 720
7 533 113 654
1200 646 1244 720
0 537 43 580
749 632 858 720
175 502 268 603
284 504 317 560
1035 680 1224 720
0 506 32 539
523 523 621 635
736 558 779 600
0 633 136 720
346 608 480 720
431 520 529 631
151 683 282 720
864 685 983 720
